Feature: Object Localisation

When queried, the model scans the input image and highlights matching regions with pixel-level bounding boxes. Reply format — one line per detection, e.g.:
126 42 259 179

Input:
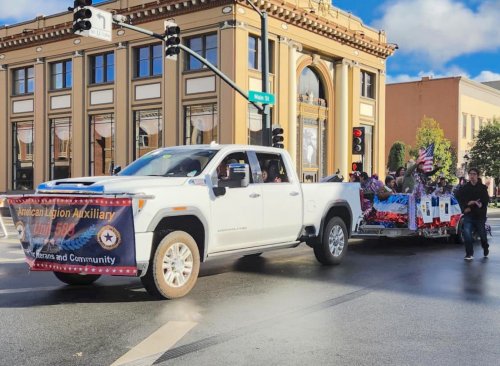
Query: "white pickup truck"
8 144 362 299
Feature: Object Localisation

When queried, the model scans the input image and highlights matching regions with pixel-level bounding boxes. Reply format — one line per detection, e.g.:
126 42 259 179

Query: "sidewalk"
488 206 500 215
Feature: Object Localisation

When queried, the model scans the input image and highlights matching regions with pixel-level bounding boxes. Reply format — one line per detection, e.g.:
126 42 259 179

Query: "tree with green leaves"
387 141 406 173
469 119 500 186
409 117 455 181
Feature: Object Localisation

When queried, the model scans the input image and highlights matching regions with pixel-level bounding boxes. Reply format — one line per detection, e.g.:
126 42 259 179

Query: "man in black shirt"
456 168 490 260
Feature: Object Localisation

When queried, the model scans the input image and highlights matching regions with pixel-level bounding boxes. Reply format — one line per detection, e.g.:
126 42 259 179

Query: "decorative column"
0 65 7 191
164 48 178 147
71 51 85 177
33 58 46 185
287 41 301 167
115 42 130 165
219 21 237 144
375 69 387 176
334 59 349 176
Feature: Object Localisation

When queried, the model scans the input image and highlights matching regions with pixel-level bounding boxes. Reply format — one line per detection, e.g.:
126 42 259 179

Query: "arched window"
298 67 326 106
297 66 328 181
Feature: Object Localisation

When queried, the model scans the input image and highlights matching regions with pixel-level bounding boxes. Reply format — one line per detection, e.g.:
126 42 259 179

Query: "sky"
0 0 499 84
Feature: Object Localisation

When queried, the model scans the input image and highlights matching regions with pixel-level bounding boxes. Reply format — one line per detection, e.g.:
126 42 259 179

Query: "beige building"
0 0 394 192
386 76 500 190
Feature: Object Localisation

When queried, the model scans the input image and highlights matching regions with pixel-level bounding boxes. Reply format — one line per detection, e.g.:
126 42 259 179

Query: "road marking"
0 286 62 294
110 321 197 366
0 258 25 263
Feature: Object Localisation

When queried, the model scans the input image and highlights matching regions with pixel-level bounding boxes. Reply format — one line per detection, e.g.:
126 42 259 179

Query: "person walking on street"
456 167 490 261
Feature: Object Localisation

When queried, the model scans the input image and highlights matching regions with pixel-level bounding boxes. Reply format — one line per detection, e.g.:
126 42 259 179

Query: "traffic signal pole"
111 15 265 115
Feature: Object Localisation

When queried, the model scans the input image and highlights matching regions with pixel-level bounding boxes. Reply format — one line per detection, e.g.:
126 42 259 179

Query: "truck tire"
141 231 200 300
314 217 348 265
53 272 101 286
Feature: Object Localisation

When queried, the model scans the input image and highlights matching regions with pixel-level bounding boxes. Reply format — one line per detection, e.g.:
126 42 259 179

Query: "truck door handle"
249 193 261 198
290 191 300 196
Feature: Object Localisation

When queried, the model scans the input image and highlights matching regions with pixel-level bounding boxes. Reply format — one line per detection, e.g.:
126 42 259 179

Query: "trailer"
354 193 463 240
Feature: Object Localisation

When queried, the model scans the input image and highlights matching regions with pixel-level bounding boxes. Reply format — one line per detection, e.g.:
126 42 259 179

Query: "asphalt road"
0 210 499 366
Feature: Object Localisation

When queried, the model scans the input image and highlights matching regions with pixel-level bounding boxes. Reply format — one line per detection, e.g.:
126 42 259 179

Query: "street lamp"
244 0 271 146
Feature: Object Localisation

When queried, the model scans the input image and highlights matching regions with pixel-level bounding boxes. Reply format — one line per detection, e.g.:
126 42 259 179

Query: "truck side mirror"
212 186 226 197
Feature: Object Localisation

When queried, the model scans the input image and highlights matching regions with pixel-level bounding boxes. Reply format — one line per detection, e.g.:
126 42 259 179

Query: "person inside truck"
217 158 238 180
180 158 201 176
266 160 288 183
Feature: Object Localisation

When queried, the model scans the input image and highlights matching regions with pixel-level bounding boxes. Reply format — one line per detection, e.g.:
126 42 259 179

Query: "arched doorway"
297 66 329 182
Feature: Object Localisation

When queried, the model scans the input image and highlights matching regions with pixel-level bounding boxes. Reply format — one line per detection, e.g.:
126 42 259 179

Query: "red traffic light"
353 128 363 138
352 162 363 172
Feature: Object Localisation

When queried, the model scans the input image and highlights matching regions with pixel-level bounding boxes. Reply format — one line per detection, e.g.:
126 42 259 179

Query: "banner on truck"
7 196 137 275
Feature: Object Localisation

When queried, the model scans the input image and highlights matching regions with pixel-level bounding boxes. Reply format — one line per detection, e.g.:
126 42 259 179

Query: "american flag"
418 143 434 172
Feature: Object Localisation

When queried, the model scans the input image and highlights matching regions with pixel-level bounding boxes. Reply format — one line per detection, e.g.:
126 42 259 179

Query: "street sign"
248 90 275 105
77 7 112 41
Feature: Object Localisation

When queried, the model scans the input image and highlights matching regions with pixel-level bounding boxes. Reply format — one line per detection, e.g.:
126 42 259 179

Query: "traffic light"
165 22 180 58
71 0 93 34
272 127 284 148
352 127 365 155
352 162 363 172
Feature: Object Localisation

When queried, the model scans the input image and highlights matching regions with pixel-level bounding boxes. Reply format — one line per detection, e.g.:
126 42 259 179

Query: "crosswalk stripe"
0 258 25 263
0 286 61 294
110 321 197 366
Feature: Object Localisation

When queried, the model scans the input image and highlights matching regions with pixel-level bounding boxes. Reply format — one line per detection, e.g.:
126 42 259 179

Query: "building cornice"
237 0 394 59
459 77 500 99
0 0 395 59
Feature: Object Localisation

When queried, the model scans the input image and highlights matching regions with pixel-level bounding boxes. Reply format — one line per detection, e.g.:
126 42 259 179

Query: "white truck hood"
37 175 190 194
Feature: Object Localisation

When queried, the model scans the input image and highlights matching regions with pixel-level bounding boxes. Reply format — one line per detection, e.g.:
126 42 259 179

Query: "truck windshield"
119 148 218 177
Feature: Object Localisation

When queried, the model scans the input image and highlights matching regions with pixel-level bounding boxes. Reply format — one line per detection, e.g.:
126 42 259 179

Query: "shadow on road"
1 236 498 307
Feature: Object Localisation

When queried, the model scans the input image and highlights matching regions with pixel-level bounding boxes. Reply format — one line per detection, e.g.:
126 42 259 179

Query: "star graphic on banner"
104 232 114 242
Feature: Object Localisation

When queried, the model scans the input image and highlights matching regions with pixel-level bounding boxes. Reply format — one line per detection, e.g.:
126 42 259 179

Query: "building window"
12 121 34 190
90 114 114 176
184 104 218 144
50 60 72 90
471 116 476 138
90 52 114 84
298 67 326 106
13 66 34 95
462 113 467 138
134 109 163 159
50 118 72 180
185 34 217 70
361 71 375 99
248 35 274 72
135 44 162 78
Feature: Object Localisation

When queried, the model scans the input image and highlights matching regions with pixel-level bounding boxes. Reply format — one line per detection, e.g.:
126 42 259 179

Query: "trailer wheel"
314 217 348 265
53 272 101 286
141 230 200 300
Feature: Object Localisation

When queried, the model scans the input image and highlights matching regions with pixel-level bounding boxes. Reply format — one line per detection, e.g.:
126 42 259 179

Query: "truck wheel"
53 272 101 286
314 217 348 265
141 231 200 300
